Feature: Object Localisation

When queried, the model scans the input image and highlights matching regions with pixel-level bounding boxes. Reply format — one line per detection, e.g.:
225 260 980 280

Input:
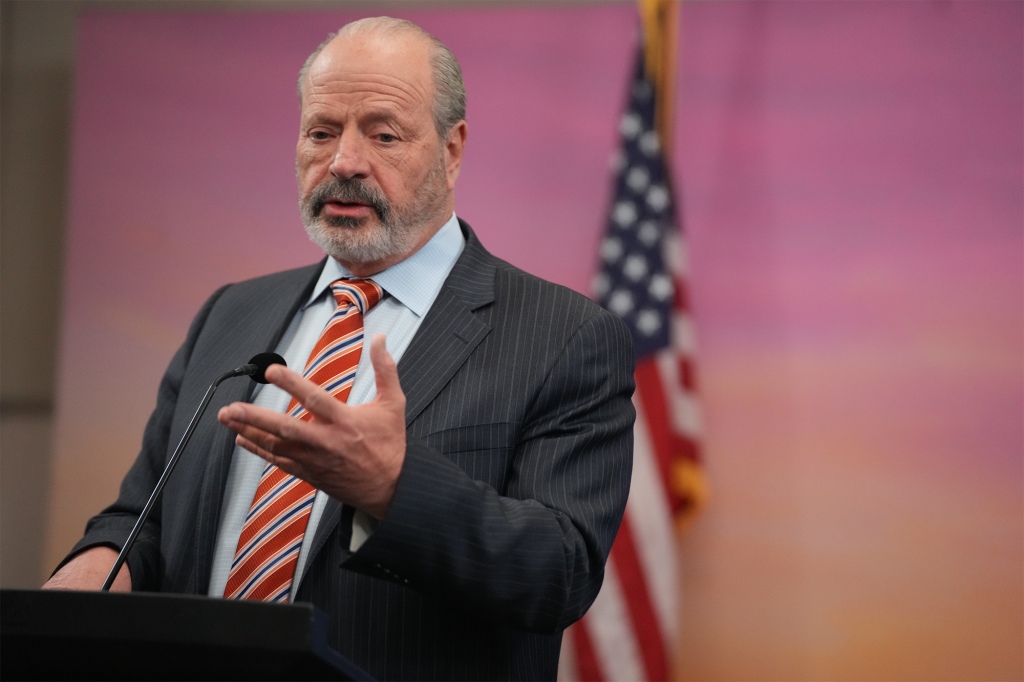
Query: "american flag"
560 30 704 682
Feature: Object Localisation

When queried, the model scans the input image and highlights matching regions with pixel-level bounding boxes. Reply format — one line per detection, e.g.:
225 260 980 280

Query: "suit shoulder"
490 257 614 325
202 261 323 309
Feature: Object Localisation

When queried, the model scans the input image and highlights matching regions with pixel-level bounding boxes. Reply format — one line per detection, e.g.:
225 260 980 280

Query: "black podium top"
1 589 374 681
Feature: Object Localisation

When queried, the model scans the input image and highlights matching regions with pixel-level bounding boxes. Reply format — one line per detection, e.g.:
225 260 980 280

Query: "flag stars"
620 113 642 139
638 220 660 246
608 289 634 317
623 254 649 282
639 130 661 156
601 236 624 263
636 309 662 336
613 201 638 228
649 273 673 301
626 166 651 193
595 60 680 358
646 184 669 211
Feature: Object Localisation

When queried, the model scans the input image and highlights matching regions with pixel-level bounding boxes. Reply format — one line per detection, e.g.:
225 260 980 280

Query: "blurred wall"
0 0 77 589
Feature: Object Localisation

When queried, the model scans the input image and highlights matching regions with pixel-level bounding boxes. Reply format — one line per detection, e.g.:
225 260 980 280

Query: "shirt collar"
303 213 465 317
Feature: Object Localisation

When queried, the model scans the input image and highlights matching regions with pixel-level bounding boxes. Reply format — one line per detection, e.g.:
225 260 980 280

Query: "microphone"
220 351 286 385
100 352 286 591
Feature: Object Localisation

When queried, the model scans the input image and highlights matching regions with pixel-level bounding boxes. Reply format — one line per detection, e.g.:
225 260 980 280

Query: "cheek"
380 147 433 192
296 148 329 190
297 147 319 170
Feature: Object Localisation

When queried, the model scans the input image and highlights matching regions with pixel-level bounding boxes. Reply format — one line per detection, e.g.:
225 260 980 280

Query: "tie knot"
331 278 384 314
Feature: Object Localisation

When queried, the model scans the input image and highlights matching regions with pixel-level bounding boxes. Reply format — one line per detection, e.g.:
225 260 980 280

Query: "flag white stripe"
584 557 646 682
672 314 698 358
627 391 679 640
556 625 578 681
656 349 702 437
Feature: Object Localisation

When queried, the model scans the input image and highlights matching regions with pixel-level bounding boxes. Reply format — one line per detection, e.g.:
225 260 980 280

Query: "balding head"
298 17 466 141
294 15 468 275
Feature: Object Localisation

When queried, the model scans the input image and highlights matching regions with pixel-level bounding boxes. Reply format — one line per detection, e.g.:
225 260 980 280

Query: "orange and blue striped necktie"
224 278 384 602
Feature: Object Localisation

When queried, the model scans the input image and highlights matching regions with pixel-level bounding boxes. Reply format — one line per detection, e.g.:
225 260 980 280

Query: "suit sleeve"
55 285 230 590
345 308 636 634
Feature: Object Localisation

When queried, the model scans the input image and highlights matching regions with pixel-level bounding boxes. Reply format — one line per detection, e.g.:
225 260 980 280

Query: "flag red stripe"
674 279 692 310
679 357 697 392
610 519 669 681
572 618 604 682
634 358 680 505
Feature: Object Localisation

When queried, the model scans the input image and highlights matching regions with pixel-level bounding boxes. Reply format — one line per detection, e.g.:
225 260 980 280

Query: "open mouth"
306 178 388 225
322 200 374 219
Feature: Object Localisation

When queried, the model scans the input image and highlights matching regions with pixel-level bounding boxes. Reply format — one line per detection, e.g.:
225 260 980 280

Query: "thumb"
369 333 404 404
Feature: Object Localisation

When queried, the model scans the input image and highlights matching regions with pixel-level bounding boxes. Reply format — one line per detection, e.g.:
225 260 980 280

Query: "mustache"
307 177 390 222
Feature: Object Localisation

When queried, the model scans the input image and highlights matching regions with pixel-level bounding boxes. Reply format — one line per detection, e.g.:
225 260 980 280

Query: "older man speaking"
45 17 635 681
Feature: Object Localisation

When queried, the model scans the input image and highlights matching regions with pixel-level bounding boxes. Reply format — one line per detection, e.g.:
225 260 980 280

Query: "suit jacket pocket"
423 422 520 489
424 421 519 453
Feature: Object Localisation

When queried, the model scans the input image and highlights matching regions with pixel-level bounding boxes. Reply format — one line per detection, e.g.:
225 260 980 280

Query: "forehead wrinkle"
304 78 431 124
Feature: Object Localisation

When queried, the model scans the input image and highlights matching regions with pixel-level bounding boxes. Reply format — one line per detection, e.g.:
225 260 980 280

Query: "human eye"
366 116 402 144
308 129 333 142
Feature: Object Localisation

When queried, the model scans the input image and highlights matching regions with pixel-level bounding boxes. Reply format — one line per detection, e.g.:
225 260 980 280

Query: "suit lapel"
398 285 493 425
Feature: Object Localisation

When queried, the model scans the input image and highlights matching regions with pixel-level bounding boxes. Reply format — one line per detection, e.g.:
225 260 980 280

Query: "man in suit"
44 16 635 681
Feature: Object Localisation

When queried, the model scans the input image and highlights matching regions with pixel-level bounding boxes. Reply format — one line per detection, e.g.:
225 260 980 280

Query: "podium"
0 589 374 681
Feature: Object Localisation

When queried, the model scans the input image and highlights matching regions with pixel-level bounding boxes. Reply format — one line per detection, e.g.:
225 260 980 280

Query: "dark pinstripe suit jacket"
69 221 636 681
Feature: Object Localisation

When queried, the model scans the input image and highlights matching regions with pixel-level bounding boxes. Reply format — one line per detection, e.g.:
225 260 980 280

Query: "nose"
328 133 370 181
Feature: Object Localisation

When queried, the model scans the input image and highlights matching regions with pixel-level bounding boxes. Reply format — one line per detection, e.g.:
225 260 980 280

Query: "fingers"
219 334 399 465
218 400 309 461
219 402 296 441
369 334 404 405
263 364 339 421
219 406 306 475
258 335 399 421
234 432 298 473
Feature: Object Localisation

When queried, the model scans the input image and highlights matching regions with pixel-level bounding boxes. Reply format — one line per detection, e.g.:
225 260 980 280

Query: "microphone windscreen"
248 352 287 384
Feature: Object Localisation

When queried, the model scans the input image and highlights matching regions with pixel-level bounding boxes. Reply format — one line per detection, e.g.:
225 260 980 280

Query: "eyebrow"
302 108 406 132
360 109 404 130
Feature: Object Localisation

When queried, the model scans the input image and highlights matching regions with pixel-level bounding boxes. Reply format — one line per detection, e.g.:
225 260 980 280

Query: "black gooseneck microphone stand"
100 352 285 591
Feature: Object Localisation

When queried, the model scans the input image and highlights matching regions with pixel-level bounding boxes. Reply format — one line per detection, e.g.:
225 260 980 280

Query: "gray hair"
297 17 466 141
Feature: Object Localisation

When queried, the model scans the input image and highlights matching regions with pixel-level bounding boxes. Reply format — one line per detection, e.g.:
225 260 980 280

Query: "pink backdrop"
47 2 1022 680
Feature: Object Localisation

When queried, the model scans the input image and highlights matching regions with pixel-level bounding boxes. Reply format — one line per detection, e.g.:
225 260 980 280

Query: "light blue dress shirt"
208 214 465 599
